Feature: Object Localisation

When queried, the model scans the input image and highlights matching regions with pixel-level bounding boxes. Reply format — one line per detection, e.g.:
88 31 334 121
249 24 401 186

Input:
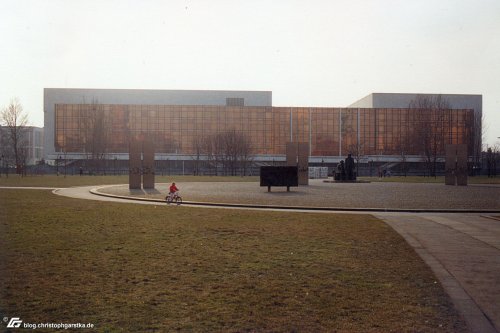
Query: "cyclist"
169 182 179 200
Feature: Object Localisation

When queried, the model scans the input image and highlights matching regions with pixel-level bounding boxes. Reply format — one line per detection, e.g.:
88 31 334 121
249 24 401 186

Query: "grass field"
0 190 465 332
359 175 500 184
0 175 259 187
0 174 499 188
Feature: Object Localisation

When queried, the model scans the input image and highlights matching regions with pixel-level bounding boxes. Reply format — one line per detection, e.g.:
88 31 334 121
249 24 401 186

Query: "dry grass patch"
360 175 500 184
0 190 465 332
0 175 258 188
1 174 498 188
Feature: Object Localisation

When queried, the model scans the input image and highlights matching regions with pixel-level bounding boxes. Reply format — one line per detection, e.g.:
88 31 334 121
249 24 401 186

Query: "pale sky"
1 0 499 145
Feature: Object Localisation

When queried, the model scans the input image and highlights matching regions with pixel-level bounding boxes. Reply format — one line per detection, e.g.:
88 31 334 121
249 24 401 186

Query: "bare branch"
1 98 30 174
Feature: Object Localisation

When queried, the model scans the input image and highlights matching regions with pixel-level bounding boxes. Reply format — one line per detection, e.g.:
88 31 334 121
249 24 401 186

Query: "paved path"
376 213 500 333
54 186 162 205
4 185 500 332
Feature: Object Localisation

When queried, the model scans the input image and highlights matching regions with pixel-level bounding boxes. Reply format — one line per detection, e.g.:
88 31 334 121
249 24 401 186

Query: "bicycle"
165 192 182 205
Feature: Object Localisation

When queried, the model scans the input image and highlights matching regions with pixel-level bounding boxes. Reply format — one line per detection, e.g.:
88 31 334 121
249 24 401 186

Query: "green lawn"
0 190 465 332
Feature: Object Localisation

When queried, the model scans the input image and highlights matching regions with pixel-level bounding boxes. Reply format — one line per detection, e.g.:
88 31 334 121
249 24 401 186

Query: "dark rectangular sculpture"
445 144 468 186
297 142 309 185
260 166 298 192
456 144 468 186
129 138 142 189
286 142 309 185
142 137 155 189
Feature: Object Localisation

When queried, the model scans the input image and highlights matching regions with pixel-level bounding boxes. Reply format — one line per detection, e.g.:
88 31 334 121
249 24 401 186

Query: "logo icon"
7 317 22 328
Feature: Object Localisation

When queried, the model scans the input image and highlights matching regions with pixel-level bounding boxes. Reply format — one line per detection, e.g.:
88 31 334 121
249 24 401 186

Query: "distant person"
79 167 83 176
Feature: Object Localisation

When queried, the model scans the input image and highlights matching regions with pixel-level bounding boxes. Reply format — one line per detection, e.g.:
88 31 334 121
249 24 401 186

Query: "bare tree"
473 111 485 174
486 144 499 178
340 109 356 156
201 134 217 175
81 99 111 173
397 147 409 177
201 130 253 176
214 132 229 175
494 143 500 178
223 129 253 176
191 135 204 175
395 132 412 177
395 110 415 177
238 133 253 176
409 95 450 177
347 141 364 177
1 98 29 175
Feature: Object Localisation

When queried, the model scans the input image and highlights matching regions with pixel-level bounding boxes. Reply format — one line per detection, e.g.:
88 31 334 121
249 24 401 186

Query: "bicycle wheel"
175 196 182 205
166 195 173 204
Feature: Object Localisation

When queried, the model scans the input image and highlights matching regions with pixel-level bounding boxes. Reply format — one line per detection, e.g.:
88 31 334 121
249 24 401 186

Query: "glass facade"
54 104 474 157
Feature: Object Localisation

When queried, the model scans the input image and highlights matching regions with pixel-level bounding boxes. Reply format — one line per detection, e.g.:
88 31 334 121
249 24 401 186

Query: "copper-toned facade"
54 104 474 157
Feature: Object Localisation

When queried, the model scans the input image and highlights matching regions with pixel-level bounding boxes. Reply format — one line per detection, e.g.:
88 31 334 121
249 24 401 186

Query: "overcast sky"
1 0 499 145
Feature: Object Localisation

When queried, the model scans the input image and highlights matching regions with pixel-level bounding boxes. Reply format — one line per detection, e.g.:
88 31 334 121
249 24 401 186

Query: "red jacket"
170 185 179 193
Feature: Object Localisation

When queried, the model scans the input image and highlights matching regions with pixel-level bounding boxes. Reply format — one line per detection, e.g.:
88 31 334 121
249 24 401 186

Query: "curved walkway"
376 212 500 333
4 185 500 332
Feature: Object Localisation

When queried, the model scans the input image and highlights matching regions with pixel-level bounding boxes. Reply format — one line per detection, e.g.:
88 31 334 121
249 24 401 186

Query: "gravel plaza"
95 179 500 212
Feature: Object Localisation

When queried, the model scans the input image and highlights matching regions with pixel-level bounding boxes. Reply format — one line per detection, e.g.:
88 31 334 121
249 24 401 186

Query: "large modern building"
44 88 478 169
349 93 482 114
349 92 482 161
44 88 271 159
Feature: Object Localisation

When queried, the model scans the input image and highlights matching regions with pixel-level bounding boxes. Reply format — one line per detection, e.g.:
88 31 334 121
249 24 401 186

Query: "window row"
55 104 475 155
